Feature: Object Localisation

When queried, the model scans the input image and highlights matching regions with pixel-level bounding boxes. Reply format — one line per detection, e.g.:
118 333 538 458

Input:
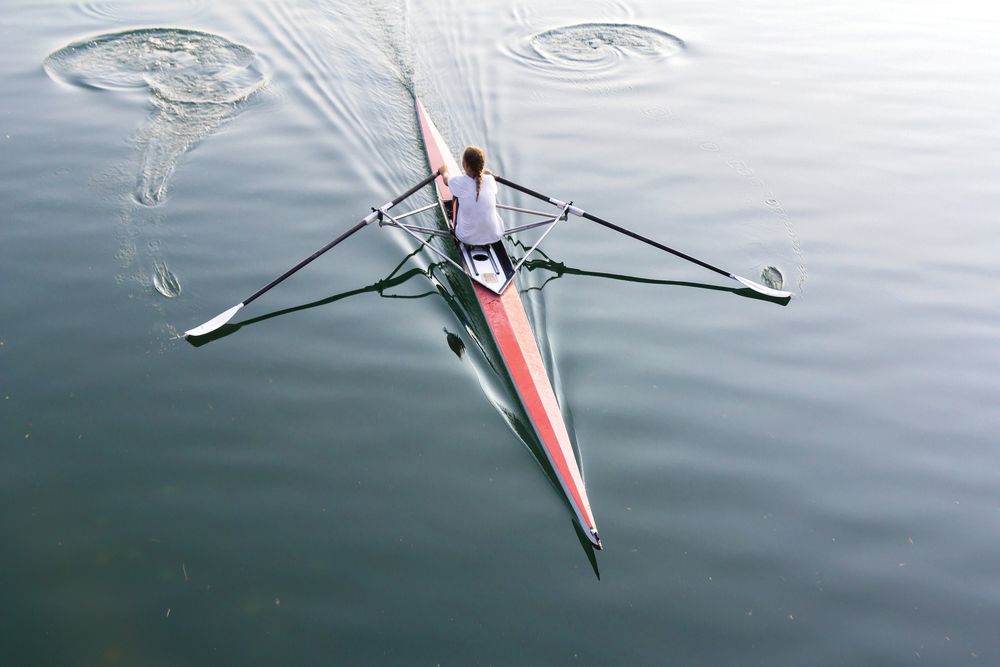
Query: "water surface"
3 0 1000 664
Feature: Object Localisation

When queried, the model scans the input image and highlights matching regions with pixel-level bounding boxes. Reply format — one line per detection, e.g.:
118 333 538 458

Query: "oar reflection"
188 243 786 348
512 241 791 305
185 250 435 347
523 258 791 304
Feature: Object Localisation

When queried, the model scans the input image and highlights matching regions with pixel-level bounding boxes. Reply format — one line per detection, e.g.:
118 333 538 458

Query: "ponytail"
463 145 486 201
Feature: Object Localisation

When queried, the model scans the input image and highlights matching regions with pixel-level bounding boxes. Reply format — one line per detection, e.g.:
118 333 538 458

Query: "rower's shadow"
185 245 784 577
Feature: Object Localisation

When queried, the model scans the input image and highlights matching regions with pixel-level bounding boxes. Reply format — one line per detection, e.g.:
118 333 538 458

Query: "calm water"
3 0 1000 664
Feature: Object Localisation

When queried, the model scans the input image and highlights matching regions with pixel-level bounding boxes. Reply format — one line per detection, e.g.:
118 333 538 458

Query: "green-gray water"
3 0 999 664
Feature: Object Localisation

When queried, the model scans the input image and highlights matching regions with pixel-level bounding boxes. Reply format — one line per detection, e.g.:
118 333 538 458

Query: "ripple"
44 28 267 206
506 22 685 76
77 0 207 23
152 260 181 298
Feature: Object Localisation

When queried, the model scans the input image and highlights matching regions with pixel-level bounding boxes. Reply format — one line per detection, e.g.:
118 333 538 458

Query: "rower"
436 145 504 246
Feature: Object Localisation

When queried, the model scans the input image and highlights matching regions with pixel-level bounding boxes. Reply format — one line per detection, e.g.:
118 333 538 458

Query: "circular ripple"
44 28 263 103
508 22 685 75
761 266 784 291
45 28 266 206
77 0 207 23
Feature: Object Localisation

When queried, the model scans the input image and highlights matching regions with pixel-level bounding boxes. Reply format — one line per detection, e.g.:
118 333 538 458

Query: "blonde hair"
462 145 486 201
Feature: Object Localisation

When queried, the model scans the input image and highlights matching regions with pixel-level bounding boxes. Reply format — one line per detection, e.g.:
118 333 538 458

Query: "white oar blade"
184 303 244 337
733 275 793 298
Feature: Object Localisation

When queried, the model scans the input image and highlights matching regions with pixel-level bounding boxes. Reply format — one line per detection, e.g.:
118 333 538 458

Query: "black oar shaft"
243 173 436 306
390 172 439 206
496 175 730 279
244 219 367 306
494 176 550 202
580 213 730 279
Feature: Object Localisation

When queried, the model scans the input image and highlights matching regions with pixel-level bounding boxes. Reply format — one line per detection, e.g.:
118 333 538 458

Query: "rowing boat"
414 98 602 549
182 97 792 551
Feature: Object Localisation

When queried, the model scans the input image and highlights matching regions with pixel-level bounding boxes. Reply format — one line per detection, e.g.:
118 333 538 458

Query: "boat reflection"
186 243 780 576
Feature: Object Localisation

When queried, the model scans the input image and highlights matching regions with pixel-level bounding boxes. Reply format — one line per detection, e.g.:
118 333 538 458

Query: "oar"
495 175 793 299
184 173 437 337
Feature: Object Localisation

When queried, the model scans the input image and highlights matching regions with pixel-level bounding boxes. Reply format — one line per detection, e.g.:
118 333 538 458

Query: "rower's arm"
437 164 451 185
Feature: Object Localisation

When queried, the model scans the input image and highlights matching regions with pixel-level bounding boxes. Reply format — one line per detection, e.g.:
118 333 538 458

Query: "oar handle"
496 175 731 279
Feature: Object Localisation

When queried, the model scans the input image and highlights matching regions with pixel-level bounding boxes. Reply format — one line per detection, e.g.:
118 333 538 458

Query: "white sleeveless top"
447 173 504 245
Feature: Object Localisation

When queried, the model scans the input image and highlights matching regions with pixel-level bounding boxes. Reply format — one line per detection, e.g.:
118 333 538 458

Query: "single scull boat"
414 98 602 548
